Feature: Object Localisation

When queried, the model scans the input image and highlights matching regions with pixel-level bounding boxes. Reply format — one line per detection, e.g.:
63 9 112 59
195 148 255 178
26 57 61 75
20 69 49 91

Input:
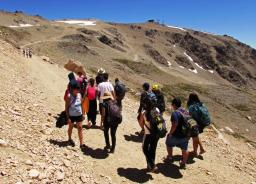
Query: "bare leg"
68 121 73 140
167 146 173 157
198 136 206 154
181 150 189 164
192 137 199 156
77 122 83 145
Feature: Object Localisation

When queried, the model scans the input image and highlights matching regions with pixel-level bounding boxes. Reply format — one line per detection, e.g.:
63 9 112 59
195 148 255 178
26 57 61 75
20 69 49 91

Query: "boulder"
29 169 40 178
0 139 8 147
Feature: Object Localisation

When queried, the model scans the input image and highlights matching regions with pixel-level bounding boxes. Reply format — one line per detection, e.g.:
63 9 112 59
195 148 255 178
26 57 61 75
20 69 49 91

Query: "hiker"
96 68 105 86
164 97 189 169
26 49 29 58
76 72 87 97
152 84 166 114
114 78 126 109
28 48 32 58
22 49 26 57
141 92 160 172
187 93 211 157
137 83 152 134
65 80 85 149
101 91 121 153
97 73 115 128
86 78 97 127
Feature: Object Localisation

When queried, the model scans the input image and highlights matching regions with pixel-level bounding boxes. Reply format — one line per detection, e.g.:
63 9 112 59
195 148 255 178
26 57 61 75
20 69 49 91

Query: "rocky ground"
0 40 256 184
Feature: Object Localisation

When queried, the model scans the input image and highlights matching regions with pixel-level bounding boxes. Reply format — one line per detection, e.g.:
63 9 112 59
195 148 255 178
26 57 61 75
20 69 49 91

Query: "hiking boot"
68 139 75 147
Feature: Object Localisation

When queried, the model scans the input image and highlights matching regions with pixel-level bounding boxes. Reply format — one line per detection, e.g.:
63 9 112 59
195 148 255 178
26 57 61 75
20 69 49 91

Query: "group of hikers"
22 48 32 58
61 67 211 171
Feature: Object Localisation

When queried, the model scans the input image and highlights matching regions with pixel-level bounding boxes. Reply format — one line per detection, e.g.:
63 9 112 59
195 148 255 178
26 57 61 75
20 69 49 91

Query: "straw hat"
101 91 114 100
97 68 106 74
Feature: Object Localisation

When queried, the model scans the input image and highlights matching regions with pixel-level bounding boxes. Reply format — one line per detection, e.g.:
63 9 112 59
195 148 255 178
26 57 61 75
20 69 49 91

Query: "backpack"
149 108 167 138
155 92 165 113
115 82 126 100
189 103 211 126
144 92 157 110
68 72 76 82
177 109 198 138
107 101 123 126
80 78 88 97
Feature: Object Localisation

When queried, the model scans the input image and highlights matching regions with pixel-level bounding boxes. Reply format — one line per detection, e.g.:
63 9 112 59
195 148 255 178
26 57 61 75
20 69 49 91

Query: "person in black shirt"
164 97 189 169
137 83 151 133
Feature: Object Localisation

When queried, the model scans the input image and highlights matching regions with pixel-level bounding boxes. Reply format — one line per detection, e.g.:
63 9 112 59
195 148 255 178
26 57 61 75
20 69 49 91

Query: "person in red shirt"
86 78 97 127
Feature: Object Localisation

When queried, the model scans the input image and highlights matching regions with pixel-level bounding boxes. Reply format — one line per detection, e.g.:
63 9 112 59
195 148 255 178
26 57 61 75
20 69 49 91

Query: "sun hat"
101 91 114 100
97 68 106 74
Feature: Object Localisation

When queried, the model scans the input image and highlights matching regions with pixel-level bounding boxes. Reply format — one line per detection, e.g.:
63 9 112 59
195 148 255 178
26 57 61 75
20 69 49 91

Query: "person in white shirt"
97 73 115 128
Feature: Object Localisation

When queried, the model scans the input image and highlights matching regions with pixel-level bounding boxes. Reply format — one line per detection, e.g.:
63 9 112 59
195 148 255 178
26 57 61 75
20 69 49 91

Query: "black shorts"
69 115 84 123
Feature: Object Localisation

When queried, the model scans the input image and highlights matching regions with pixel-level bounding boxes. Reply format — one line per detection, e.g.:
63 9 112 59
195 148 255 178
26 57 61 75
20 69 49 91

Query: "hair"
172 97 182 108
187 93 201 107
115 78 119 83
77 72 82 76
142 82 150 91
89 78 95 86
103 73 109 81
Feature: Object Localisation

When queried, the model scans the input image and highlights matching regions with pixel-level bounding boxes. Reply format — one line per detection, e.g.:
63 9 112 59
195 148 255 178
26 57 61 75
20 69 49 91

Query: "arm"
169 122 178 135
138 93 144 113
65 96 71 119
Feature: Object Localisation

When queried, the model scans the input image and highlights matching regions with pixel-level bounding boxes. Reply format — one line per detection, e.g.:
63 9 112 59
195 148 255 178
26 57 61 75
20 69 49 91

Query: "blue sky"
1 0 256 48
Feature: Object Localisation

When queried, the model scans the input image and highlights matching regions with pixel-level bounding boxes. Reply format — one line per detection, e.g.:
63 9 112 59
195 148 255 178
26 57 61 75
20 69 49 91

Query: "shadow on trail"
124 132 143 143
117 168 153 183
156 163 183 179
48 139 70 147
82 125 101 130
171 155 196 165
81 145 109 159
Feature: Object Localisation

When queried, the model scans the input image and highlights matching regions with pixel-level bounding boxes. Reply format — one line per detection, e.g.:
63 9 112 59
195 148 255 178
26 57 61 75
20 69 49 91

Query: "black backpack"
115 82 126 100
80 78 88 97
68 72 76 82
149 108 167 138
106 101 122 126
144 92 158 110
155 93 165 113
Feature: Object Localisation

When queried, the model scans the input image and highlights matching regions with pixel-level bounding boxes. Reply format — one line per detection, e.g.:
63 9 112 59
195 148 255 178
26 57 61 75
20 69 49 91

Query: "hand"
67 118 71 124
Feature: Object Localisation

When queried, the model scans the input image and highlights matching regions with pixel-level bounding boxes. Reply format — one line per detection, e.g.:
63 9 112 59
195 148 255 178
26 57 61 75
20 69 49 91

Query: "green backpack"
189 103 211 126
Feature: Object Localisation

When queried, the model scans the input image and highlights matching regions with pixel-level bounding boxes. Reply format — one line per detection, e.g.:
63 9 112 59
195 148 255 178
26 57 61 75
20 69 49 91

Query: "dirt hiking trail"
0 40 255 184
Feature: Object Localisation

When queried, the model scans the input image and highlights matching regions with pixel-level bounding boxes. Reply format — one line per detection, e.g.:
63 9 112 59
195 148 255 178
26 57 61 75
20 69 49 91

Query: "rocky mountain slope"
0 38 255 184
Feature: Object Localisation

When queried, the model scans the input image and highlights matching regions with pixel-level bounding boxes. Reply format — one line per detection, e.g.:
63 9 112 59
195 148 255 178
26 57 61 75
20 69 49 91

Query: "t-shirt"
87 86 96 100
98 81 114 103
171 108 187 138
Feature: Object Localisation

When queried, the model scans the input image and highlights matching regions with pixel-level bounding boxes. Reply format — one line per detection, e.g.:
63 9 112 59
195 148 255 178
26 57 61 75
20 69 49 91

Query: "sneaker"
104 145 111 150
110 147 115 153
80 144 86 151
179 161 186 169
68 139 75 147
151 166 159 173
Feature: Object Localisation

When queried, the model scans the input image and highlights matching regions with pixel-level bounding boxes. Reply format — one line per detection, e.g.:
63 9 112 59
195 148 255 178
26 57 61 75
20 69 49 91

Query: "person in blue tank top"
65 80 85 150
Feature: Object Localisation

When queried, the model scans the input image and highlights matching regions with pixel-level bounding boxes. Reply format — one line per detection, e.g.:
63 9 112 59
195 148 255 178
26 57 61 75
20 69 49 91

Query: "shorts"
69 115 84 123
166 136 189 151
198 124 207 134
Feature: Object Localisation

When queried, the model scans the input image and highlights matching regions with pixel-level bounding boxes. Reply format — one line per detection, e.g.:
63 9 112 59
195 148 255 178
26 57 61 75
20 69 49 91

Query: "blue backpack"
189 103 211 126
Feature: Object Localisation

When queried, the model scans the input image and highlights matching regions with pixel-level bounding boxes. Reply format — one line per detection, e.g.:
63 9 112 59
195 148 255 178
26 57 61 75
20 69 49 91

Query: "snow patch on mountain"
167 25 186 32
9 24 34 28
184 52 193 62
56 20 96 26
189 68 198 74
